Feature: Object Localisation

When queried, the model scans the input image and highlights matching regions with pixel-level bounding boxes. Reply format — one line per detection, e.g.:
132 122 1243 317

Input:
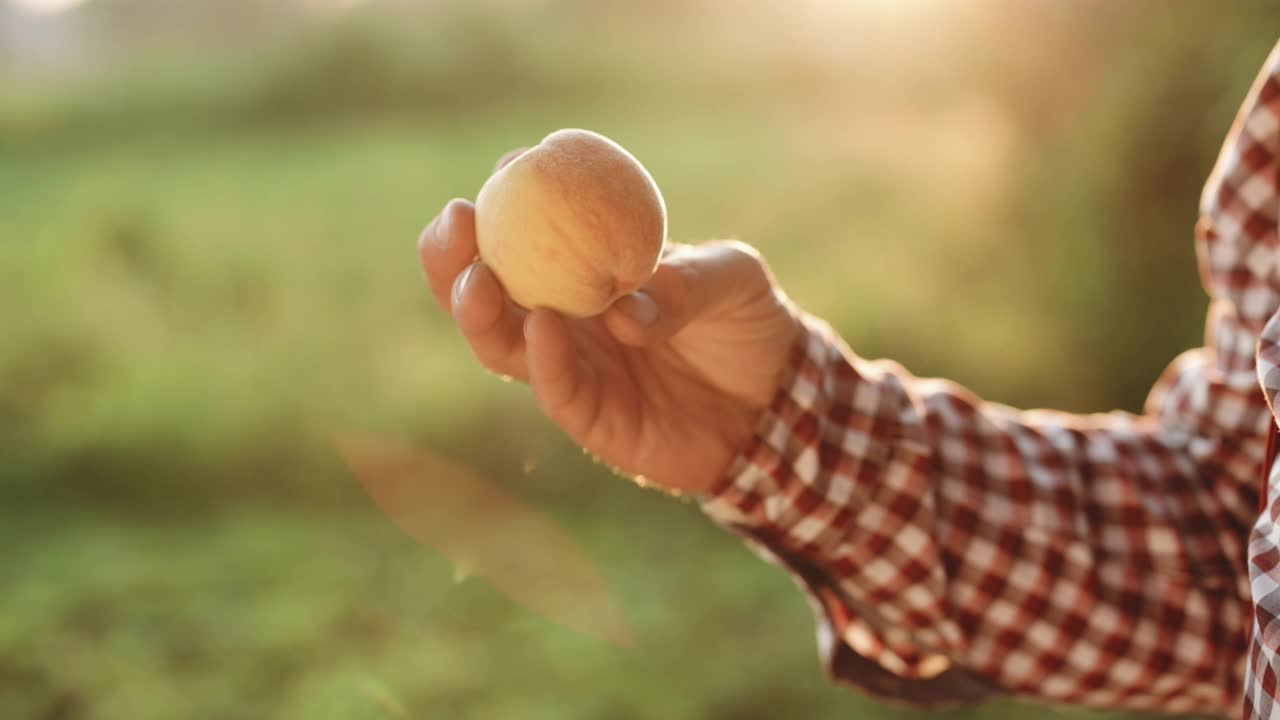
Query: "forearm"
702 311 1260 713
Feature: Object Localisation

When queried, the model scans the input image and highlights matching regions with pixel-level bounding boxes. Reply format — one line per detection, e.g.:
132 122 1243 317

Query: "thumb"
604 241 773 346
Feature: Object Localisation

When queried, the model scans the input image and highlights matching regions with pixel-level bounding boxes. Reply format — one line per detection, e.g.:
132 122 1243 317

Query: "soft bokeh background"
3 1 1279 718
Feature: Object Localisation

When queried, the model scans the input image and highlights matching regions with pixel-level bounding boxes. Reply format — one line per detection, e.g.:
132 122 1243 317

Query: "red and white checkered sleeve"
701 44 1280 711
1217 40 1280 720
701 308 1261 713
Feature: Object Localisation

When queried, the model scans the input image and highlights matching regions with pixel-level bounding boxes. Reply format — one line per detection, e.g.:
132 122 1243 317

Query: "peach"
474 129 667 318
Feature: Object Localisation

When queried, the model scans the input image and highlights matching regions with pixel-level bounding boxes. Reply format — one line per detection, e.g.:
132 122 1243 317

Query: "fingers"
418 146 526 309
453 262 529 381
604 241 774 346
525 308 597 438
419 199 478 312
419 148 534 382
418 199 525 379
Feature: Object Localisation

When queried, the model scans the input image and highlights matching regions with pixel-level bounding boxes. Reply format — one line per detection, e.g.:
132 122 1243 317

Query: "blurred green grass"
3 1 1279 718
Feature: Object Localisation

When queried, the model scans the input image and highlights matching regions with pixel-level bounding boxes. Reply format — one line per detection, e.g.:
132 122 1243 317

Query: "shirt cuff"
699 311 823 527
697 312 1000 708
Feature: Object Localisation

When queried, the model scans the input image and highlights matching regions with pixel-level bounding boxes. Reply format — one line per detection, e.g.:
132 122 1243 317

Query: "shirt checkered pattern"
701 41 1280 717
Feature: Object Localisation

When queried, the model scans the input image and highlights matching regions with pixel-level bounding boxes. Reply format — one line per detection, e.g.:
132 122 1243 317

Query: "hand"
418 153 801 495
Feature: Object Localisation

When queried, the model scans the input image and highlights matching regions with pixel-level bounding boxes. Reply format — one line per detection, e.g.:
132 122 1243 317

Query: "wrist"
699 308 815 499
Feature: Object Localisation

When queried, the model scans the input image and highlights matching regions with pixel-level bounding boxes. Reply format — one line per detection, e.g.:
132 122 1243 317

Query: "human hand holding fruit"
418 129 800 495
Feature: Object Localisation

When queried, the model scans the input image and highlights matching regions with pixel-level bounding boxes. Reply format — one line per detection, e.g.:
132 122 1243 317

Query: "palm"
547 284 797 494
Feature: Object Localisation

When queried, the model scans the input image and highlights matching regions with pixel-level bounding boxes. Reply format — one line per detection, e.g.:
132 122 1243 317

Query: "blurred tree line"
2 0 1279 511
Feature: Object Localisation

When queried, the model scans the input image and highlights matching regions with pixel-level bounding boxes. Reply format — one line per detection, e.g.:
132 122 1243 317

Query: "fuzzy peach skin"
474 129 667 318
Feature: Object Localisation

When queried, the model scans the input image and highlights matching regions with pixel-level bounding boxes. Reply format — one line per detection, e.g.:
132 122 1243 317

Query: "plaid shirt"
701 41 1280 717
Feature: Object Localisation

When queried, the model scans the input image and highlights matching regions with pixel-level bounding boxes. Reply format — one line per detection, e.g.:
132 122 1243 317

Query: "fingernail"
452 263 476 307
622 291 658 327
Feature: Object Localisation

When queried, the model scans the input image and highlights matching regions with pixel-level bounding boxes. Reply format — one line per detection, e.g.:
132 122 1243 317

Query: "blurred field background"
3 1 1279 718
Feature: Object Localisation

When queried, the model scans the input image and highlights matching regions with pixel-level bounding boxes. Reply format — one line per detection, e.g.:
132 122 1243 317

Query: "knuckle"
723 241 771 284
721 239 765 268
666 261 701 302
443 197 471 222
699 239 770 289
720 238 760 259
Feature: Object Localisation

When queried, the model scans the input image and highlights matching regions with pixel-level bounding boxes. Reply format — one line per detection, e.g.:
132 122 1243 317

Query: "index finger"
418 198 479 312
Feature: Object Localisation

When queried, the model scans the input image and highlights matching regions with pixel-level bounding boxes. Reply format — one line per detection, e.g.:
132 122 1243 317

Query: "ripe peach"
474 129 667 318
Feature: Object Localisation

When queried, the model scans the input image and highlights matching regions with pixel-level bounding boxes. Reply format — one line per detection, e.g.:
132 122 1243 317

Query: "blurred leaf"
335 431 633 647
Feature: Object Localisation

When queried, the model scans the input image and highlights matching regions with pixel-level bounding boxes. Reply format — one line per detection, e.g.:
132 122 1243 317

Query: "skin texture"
475 130 666 318
418 151 801 495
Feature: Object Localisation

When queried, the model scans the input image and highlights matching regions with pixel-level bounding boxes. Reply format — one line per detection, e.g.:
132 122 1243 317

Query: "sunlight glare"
9 0 90 14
